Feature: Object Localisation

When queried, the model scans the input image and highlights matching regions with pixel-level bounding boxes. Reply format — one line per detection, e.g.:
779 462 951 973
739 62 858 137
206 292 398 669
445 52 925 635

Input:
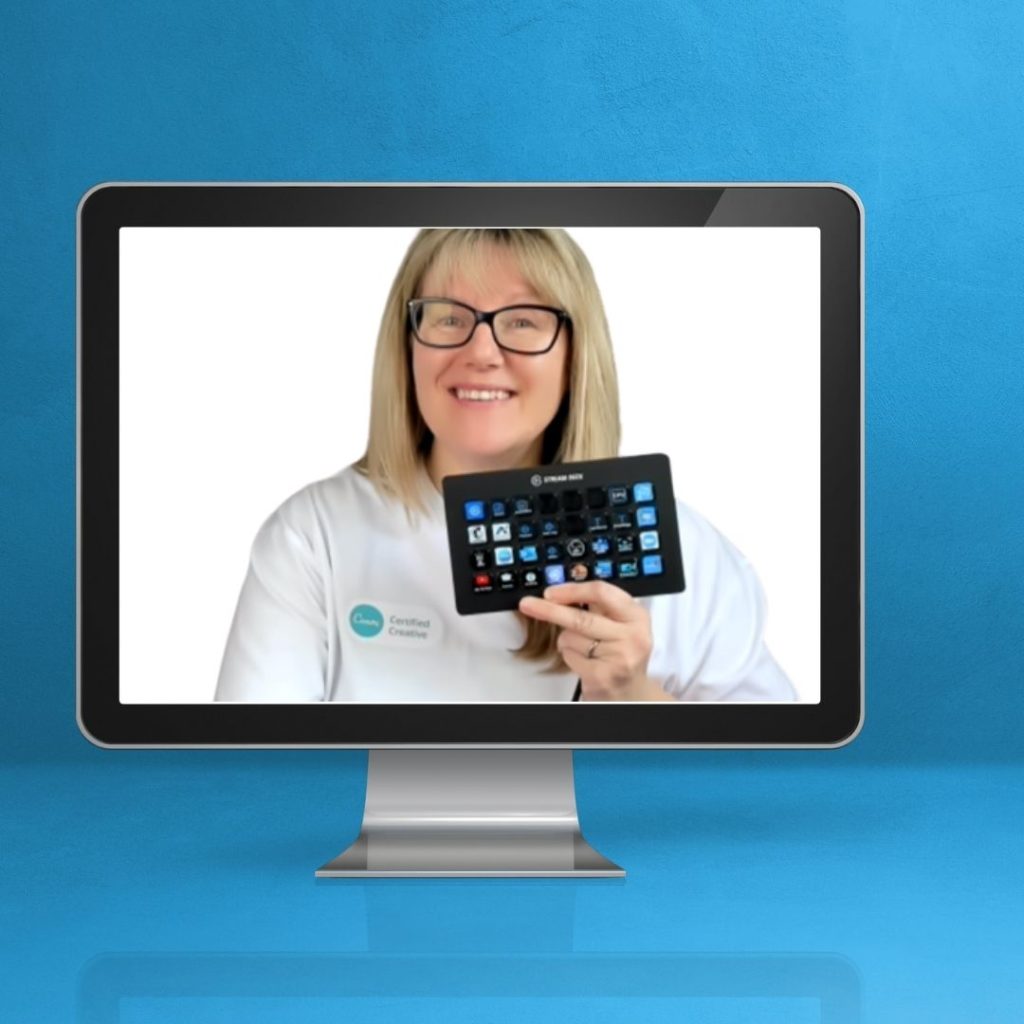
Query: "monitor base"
316 749 624 878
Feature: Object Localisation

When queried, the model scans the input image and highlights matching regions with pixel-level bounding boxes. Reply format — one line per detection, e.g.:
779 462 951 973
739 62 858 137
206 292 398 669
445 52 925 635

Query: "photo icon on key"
467 525 488 545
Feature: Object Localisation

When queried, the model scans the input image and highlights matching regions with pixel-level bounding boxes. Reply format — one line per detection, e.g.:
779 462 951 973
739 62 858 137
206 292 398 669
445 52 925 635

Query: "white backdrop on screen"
119 227 819 702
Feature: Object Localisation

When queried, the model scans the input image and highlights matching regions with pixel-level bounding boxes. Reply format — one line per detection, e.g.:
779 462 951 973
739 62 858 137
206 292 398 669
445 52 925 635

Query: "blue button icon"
591 536 611 556
639 530 660 551
464 500 486 522
633 482 654 503
519 545 539 563
494 546 515 566
544 564 566 585
594 560 614 579
642 555 663 576
617 559 639 578
635 505 658 527
490 500 508 518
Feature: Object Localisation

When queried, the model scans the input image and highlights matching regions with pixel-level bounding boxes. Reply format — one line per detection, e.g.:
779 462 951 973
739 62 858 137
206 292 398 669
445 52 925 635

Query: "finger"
518 595 620 640
558 629 613 660
540 580 644 623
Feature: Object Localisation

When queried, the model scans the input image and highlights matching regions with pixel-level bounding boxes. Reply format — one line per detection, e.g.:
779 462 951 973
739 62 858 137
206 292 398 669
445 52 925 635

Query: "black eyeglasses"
407 298 570 355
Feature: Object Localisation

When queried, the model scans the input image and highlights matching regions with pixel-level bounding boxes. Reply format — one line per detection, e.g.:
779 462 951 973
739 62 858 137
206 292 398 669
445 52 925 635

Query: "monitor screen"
118 224 819 705
78 184 861 748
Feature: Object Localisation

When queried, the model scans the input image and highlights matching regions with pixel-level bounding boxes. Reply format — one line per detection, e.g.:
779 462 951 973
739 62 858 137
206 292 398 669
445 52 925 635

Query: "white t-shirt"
214 464 796 702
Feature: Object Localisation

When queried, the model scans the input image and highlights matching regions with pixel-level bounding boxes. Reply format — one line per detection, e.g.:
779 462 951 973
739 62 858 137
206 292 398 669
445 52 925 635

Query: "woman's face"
411 245 569 478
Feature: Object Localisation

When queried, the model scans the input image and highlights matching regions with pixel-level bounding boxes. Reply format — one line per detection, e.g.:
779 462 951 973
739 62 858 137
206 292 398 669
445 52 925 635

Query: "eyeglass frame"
407 297 571 355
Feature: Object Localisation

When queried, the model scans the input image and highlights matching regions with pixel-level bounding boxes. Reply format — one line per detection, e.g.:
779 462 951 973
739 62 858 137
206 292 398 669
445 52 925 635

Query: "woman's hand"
518 581 673 701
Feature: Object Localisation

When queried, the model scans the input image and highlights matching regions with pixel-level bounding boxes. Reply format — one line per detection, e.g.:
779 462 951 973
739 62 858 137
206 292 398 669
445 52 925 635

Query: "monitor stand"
316 749 624 877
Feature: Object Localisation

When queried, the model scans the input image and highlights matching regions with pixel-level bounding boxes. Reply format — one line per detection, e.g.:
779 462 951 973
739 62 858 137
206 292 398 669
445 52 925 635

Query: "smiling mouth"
449 387 516 402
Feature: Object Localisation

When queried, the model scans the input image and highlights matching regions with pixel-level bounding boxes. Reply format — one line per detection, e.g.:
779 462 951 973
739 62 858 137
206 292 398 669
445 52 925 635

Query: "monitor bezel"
77 182 863 748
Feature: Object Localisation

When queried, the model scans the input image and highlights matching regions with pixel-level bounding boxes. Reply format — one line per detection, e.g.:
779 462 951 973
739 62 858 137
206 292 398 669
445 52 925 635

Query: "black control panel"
442 454 686 615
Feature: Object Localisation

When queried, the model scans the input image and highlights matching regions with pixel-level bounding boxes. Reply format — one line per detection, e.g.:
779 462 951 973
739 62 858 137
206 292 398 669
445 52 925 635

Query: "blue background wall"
2 0 1022 763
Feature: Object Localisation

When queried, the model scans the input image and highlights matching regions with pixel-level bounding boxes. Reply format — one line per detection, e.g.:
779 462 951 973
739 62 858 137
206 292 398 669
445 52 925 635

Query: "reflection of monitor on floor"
79 953 861 1023
77 184 863 875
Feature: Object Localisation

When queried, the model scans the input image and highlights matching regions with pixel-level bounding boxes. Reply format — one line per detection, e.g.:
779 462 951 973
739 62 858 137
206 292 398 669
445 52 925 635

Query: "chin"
457 441 534 466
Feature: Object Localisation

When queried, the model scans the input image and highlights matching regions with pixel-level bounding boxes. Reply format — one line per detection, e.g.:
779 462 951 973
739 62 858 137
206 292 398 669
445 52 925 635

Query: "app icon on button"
544 564 566 585
642 555 663 575
635 506 658 527
494 546 515 566
492 522 513 542
566 537 587 558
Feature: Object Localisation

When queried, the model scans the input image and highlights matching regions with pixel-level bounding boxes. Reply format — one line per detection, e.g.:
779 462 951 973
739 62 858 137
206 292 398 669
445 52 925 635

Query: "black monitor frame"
77 183 862 748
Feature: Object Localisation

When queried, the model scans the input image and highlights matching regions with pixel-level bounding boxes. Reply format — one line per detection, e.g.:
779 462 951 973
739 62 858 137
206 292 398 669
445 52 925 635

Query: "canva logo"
349 604 384 638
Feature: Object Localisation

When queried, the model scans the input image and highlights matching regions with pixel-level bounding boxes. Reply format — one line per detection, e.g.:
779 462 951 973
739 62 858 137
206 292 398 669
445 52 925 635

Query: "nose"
461 318 504 363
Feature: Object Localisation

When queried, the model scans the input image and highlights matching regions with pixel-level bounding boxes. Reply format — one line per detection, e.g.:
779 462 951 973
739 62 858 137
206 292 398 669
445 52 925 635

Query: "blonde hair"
353 228 621 673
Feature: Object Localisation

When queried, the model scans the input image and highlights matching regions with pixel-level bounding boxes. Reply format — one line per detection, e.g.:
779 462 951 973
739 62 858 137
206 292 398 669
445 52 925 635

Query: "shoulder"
672 499 755 583
646 498 767 636
251 465 386 551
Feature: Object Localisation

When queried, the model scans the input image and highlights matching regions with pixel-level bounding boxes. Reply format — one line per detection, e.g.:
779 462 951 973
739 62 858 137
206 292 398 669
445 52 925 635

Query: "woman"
215 228 795 702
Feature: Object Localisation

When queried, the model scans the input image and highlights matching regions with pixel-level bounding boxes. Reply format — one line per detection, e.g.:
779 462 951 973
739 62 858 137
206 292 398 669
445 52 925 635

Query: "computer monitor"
77 183 863 876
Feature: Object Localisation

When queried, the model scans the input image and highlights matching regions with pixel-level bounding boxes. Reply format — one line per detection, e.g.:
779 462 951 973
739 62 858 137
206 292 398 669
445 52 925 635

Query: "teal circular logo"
349 604 384 638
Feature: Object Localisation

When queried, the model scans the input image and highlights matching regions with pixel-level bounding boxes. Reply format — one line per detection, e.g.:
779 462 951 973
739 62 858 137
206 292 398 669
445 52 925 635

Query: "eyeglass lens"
412 301 560 353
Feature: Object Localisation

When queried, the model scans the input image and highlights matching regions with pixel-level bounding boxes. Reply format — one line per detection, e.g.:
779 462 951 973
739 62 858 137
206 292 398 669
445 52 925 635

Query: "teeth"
455 388 512 401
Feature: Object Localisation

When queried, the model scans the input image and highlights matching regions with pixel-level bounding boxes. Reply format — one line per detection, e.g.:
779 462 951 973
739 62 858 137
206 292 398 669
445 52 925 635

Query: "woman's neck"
425 442 544 490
